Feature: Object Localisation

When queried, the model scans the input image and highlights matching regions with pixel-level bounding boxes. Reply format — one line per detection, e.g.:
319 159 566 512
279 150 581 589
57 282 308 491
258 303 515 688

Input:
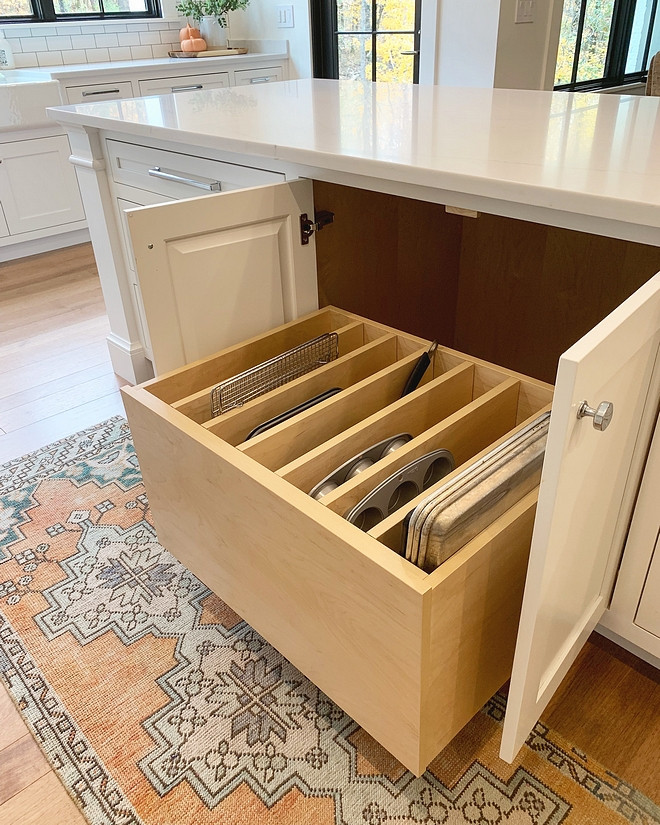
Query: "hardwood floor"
0 245 658 819
0 243 127 465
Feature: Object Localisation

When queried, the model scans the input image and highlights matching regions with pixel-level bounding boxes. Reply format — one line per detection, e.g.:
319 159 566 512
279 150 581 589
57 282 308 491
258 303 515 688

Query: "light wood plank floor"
0 246 658 820
0 243 127 465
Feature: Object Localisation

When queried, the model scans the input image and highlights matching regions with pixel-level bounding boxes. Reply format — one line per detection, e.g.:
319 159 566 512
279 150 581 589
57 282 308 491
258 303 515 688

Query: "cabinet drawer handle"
148 166 221 191
171 84 204 92
82 88 121 96
249 76 271 83
577 400 614 431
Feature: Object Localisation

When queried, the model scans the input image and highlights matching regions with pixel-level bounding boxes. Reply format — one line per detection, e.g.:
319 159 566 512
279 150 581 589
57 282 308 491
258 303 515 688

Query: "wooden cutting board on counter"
168 48 248 58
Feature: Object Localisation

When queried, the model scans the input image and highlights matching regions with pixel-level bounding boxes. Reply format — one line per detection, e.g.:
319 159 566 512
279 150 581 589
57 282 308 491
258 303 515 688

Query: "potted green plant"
176 0 250 48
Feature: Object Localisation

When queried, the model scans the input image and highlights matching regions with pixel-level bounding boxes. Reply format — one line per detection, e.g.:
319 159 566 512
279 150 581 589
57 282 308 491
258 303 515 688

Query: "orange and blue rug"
0 417 658 825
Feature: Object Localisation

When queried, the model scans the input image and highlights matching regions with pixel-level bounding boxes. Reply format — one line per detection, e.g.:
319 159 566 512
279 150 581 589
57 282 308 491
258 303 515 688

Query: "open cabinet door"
500 272 660 762
126 179 318 375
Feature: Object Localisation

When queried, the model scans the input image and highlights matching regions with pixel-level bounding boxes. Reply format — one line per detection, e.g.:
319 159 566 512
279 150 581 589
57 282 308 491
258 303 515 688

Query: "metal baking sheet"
405 412 550 571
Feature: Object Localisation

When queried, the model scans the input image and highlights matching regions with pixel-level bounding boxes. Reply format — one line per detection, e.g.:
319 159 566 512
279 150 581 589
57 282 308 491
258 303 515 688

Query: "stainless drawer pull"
577 399 614 431
171 84 204 92
148 166 221 191
249 76 271 83
82 88 121 96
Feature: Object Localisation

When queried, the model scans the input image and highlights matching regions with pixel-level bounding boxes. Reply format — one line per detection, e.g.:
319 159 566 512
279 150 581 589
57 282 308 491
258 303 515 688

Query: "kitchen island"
48 80 660 773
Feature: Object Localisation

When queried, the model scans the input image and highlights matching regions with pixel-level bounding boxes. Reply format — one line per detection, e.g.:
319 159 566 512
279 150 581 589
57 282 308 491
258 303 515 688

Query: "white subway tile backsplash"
71 34 96 49
14 52 38 67
20 36 47 52
130 45 153 58
46 35 72 50
84 47 110 61
108 46 132 60
3 18 233 71
94 33 119 47
37 50 64 66
5 25 32 37
139 31 161 45
117 32 140 46
62 49 87 64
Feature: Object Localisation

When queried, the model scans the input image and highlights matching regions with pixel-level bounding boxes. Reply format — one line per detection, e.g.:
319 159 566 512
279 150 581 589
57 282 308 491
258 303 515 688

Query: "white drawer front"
106 139 285 201
65 80 134 104
233 66 283 86
138 72 230 96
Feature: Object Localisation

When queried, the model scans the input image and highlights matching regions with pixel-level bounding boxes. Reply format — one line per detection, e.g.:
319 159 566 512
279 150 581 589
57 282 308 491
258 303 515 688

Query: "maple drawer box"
121 289 660 776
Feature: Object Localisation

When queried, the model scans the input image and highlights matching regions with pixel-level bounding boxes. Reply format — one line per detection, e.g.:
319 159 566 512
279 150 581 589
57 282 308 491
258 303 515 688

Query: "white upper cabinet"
501 272 660 761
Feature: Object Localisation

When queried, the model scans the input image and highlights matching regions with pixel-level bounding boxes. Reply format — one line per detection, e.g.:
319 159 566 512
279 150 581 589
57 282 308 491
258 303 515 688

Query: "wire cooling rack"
210 332 339 417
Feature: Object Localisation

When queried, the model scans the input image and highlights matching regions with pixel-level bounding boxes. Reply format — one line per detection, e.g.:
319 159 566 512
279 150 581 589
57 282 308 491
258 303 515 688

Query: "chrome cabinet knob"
577 400 614 431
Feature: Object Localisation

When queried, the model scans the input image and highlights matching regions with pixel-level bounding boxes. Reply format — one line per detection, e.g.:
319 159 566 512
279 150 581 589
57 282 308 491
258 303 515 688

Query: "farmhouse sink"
0 69 61 131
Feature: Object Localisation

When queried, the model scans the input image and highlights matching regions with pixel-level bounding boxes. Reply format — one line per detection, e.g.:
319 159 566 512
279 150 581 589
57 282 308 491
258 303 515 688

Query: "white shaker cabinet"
600 413 660 663
0 134 85 236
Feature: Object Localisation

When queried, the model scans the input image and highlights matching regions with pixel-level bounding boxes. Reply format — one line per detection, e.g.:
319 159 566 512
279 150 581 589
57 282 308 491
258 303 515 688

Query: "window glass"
0 0 33 15
575 0 615 83
375 32 414 81
336 0 370 31
376 0 415 31
338 33 372 80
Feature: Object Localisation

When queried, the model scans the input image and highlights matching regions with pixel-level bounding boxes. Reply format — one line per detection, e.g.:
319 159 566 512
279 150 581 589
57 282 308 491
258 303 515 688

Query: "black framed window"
555 0 659 90
0 0 160 23
312 0 421 84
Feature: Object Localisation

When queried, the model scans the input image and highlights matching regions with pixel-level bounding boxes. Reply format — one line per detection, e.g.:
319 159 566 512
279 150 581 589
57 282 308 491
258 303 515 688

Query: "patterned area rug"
1 417 659 825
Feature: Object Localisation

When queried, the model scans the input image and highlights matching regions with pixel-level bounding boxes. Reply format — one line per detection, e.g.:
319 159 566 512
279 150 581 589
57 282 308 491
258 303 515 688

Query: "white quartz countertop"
48 78 660 241
43 50 288 81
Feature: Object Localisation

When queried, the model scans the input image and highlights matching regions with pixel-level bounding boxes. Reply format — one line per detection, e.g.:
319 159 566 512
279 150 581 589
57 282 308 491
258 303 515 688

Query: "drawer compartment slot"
319 377 523 518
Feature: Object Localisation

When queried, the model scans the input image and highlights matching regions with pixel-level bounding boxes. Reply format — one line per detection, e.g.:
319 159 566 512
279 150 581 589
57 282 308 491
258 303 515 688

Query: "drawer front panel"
233 66 284 86
106 139 284 201
138 72 230 96
123 306 555 775
65 80 134 104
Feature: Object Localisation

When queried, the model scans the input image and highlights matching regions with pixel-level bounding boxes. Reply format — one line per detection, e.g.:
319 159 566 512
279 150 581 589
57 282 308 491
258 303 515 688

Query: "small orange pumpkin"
179 24 202 41
180 24 206 52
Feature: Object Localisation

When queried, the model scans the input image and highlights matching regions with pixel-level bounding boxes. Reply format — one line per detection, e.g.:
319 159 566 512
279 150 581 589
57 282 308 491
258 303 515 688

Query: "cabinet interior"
142 307 553 579
312 181 660 384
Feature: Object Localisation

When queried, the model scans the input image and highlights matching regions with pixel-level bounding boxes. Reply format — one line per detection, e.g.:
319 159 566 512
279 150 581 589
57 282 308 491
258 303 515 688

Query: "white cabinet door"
0 135 85 235
635 532 660 637
126 179 319 375
501 271 660 761
138 73 230 96
0 204 8 238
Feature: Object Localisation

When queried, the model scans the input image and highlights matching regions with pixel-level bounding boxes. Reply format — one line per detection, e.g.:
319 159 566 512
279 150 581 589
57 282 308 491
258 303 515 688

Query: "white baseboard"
0 228 91 262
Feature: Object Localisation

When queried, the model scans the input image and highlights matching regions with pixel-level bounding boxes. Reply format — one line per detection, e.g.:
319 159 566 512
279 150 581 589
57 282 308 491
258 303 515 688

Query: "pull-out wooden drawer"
122 293 660 774
124 308 551 774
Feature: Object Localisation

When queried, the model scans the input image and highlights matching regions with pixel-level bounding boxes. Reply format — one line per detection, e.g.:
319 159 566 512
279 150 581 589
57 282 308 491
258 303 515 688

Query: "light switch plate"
277 4 294 27
515 0 534 23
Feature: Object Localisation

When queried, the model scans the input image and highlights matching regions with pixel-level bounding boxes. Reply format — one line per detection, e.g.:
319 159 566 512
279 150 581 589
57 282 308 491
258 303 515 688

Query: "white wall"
229 0 312 79
494 0 564 90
